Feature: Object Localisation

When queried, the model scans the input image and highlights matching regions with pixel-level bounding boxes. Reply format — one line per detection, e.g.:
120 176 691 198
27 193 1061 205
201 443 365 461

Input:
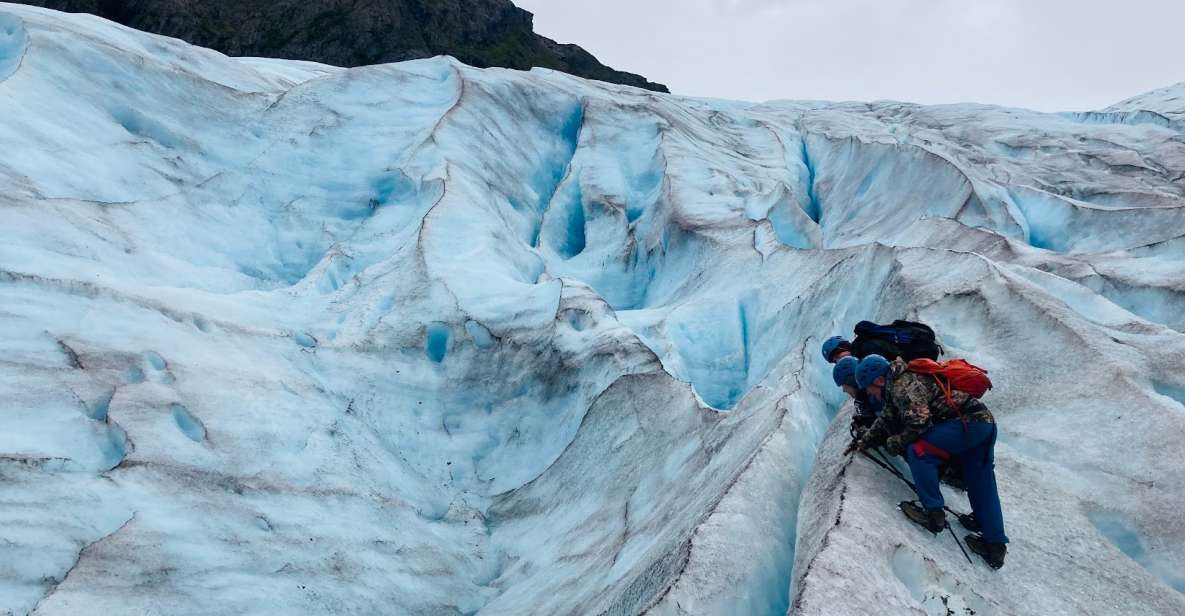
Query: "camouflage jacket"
864 358 994 447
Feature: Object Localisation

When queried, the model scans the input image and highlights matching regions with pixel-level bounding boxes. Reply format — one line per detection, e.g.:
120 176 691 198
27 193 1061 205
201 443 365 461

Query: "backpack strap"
931 374 957 411
930 374 969 435
908 359 970 428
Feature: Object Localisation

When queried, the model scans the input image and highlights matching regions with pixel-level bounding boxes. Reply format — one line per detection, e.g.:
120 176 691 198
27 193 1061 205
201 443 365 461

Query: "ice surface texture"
0 10 26 82
1 4 1185 615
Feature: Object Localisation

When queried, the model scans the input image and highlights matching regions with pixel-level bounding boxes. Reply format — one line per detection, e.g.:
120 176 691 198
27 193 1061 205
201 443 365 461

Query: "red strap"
912 439 952 462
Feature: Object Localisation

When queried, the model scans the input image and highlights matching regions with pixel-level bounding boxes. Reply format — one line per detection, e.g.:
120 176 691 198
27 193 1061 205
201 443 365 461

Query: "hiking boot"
957 512 981 533
965 533 1007 569
899 501 946 534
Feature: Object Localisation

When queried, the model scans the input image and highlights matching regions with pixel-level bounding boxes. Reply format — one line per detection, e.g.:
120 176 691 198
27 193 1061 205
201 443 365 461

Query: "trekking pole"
947 524 973 564
867 450 915 490
868 449 966 519
861 450 974 564
860 450 913 489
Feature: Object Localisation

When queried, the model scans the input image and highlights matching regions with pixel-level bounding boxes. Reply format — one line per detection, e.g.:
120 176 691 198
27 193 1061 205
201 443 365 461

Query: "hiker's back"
887 360 994 425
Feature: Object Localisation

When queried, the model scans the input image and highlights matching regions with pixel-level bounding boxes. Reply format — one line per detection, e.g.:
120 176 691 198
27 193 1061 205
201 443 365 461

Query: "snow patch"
425 322 451 363
891 545 995 616
1089 511 1185 595
170 403 206 443
464 320 495 349
87 389 114 421
0 11 27 83
110 106 188 149
1152 381 1185 415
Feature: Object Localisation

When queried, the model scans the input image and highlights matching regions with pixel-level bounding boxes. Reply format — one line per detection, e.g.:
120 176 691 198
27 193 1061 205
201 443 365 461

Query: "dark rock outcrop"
17 0 668 91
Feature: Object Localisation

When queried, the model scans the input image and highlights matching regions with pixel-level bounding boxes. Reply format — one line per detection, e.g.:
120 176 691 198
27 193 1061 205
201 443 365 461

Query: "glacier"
2 4 1185 615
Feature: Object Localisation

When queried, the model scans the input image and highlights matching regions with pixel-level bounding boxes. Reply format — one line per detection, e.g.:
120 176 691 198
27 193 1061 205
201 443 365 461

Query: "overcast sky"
515 0 1185 112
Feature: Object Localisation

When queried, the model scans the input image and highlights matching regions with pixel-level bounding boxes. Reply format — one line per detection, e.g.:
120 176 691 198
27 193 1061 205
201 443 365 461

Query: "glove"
844 431 880 456
885 435 905 457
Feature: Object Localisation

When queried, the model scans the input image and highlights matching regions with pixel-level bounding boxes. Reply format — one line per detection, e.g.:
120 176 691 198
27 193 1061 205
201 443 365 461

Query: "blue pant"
907 420 1008 544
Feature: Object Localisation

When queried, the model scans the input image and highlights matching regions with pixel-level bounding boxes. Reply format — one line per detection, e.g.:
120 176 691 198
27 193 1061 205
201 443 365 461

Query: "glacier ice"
1 3 1185 615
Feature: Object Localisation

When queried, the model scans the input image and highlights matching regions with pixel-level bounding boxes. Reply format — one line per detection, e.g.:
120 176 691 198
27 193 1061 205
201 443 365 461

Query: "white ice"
1 4 1184 615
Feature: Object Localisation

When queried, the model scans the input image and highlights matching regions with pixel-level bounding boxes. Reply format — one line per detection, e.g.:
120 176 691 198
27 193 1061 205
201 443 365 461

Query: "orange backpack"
906 358 992 410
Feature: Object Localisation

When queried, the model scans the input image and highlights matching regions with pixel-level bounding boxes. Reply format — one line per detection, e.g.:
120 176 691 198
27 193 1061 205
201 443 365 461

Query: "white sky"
515 0 1185 111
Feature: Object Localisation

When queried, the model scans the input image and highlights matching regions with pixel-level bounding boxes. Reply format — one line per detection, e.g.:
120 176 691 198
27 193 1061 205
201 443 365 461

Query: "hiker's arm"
859 416 889 448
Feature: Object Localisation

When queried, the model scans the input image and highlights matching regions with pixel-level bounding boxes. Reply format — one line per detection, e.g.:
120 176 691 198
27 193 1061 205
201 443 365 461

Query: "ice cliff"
1 4 1184 615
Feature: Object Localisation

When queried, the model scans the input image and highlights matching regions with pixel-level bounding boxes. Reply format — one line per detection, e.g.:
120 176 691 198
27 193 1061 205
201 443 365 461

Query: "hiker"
848 354 1008 569
821 335 853 363
830 354 883 431
828 324 965 489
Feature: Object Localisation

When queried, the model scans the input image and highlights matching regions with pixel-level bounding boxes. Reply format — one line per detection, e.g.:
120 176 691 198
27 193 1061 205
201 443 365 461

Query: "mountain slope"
14 0 668 91
1 4 1184 615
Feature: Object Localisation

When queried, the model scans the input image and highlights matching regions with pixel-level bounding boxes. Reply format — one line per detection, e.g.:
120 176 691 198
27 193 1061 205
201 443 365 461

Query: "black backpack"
851 320 941 361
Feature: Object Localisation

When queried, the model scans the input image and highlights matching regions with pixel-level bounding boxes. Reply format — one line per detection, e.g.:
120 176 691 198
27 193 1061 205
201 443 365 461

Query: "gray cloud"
516 0 1185 111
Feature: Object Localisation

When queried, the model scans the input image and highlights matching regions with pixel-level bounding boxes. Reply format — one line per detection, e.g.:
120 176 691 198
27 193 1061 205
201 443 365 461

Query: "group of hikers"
821 320 1008 569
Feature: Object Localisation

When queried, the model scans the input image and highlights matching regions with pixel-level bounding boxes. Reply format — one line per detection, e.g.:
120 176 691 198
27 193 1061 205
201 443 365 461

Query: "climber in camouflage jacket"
848 354 1009 567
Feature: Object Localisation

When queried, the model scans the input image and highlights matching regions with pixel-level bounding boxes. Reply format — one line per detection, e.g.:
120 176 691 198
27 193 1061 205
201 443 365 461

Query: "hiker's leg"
962 423 1008 544
940 456 966 490
905 434 951 510
907 420 975 510
960 451 986 522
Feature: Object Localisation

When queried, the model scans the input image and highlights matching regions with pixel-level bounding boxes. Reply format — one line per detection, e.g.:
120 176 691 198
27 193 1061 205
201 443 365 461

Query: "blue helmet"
821 336 851 362
855 354 891 389
832 356 859 387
